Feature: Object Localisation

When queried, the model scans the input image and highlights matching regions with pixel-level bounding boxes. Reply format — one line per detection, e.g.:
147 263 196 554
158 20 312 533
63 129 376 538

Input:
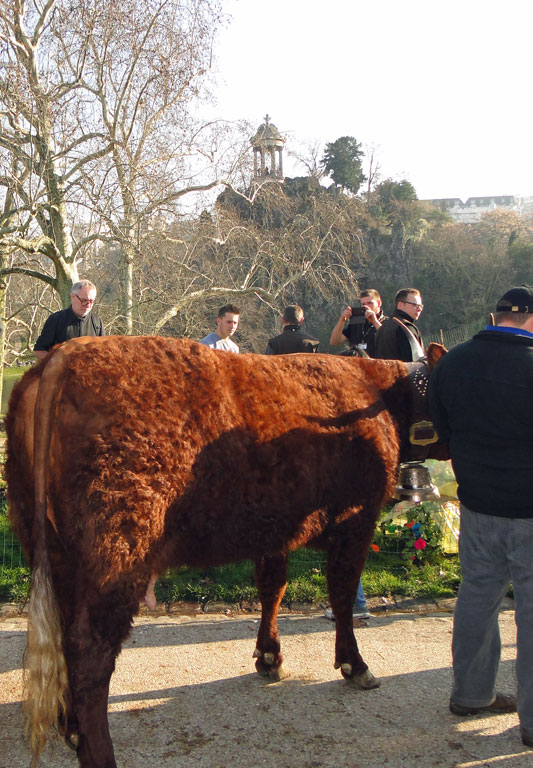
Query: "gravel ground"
1 604 530 768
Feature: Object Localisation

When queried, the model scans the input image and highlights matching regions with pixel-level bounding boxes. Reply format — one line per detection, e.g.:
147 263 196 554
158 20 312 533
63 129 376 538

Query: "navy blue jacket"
428 329 533 518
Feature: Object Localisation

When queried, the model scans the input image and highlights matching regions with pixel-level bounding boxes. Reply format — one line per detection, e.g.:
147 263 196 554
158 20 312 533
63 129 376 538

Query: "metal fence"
426 317 485 349
0 510 26 574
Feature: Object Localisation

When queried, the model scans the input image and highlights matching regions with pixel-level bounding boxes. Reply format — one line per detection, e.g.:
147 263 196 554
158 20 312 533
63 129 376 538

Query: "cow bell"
393 462 440 503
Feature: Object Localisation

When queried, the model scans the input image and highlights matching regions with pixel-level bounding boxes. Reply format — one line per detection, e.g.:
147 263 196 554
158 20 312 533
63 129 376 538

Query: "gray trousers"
452 505 533 738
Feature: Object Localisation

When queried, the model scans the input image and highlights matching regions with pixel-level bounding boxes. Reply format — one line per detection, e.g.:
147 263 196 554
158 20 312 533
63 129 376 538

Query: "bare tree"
0 0 253 336
287 138 325 180
364 144 381 200
0 0 89 304
131 181 369 349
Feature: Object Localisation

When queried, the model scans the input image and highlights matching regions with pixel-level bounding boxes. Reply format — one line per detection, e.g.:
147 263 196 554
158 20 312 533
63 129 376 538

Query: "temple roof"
250 114 285 147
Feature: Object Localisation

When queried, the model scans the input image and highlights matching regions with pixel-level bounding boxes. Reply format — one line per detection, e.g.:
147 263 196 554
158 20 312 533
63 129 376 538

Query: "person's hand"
341 306 352 322
364 307 382 329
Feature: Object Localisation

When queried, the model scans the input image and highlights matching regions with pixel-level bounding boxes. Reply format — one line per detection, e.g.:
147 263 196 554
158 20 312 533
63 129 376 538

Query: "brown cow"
5 336 446 768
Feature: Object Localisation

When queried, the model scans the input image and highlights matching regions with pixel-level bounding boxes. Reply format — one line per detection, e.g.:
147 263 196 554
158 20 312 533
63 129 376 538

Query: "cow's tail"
24 349 70 765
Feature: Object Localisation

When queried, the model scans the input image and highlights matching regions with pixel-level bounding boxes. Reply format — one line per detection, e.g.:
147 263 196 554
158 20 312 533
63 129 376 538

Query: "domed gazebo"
250 115 285 181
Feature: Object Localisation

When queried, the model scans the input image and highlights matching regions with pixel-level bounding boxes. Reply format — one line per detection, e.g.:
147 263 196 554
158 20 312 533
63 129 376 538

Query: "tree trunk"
389 220 410 284
0 275 6 412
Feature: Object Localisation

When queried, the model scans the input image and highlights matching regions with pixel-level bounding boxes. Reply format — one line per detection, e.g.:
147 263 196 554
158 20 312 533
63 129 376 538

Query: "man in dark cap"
265 305 319 354
428 285 533 749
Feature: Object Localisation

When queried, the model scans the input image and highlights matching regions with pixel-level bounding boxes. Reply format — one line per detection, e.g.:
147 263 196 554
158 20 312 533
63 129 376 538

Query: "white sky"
210 0 533 201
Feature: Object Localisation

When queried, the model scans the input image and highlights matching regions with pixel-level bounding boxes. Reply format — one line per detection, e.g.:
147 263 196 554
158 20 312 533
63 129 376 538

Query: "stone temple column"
250 116 286 183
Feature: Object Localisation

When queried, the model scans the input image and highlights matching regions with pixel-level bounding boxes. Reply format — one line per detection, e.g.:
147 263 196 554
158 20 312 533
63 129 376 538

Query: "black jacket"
34 306 104 352
342 314 384 358
265 325 319 355
428 329 533 518
374 309 424 362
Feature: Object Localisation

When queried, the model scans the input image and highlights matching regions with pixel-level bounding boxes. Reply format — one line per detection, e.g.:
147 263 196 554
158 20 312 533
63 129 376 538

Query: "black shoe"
522 732 533 748
449 692 517 716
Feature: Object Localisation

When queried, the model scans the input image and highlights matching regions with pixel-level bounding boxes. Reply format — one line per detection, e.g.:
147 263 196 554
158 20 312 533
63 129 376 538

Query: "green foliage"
321 136 366 194
0 566 30 602
508 239 533 284
284 574 327 606
375 178 417 208
364 556 461 599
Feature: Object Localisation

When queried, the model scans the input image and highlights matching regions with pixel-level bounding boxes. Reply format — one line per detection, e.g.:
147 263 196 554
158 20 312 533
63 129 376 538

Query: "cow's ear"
426 342 447 372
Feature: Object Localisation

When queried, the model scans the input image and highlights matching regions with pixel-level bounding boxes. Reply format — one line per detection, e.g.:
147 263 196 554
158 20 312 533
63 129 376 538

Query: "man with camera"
329 289 384 358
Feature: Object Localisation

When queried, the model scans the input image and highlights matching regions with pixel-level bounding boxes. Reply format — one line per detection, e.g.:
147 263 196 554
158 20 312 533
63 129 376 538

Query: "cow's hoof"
65 732 79 751
254 650 289 680
344 667 381 689
256 663 289 681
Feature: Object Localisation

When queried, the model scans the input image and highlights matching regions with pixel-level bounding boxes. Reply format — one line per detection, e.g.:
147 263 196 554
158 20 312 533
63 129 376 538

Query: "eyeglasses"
402 300 423 311
74 294 95 307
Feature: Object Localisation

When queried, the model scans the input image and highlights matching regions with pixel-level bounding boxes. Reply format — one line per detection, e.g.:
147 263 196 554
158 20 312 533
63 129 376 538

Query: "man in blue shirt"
199 304 240 353
428 286 533 749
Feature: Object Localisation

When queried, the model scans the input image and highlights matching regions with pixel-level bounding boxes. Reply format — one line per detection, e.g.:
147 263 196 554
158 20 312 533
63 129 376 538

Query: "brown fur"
5 336 446 768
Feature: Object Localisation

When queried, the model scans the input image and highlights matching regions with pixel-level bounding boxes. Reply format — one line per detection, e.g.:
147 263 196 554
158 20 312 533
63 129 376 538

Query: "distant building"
425 195 533 223
250 115 285 183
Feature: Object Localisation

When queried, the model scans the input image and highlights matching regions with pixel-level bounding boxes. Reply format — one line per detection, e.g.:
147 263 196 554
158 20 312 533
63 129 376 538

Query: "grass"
146 548 461 609
1 366 25 415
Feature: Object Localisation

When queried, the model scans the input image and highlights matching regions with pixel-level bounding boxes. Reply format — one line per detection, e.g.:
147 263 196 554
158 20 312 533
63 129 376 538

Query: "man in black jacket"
34 279 104 359
374 288 424 361
428 285 533 749
265 305 319 355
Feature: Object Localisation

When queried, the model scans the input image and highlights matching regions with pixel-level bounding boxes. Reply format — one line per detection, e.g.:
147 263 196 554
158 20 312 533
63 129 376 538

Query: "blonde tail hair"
24 556 70 764
25 347 71 765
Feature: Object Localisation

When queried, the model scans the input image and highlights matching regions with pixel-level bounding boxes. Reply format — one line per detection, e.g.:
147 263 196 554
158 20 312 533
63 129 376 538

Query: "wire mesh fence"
0 510 446 579
426 317 485 349
0 460 459 579
0 509 26 574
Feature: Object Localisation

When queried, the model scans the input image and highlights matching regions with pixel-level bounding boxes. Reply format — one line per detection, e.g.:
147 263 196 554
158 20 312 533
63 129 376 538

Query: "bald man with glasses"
34 279 104 360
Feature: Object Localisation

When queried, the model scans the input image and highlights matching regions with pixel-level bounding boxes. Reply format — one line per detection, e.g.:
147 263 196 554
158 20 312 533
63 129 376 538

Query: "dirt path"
1 607 529 768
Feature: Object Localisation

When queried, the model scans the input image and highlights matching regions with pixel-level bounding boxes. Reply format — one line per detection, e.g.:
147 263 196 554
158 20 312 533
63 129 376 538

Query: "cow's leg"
64 591 134 768
326 525 380 690
253 552 288 680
